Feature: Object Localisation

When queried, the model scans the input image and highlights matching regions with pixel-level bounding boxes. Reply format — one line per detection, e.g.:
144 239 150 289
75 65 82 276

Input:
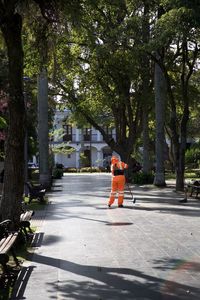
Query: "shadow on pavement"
31 232 44 247
43 200 200 219
105 222 133 226
50 189 63 193
131 205 200 217
12 252 200 300
11 266 35 299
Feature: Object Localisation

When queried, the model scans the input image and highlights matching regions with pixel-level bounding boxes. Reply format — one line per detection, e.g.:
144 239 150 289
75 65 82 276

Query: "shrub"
52 168 63 179
98 166 107 172
80 167 102 173
132 171 154 184
31 169 39 180
185 145 200 167
195 170 200 178
64 167 77 173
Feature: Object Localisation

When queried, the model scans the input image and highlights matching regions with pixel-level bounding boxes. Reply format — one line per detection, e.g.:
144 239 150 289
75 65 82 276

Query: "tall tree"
0 0 59 224
0 2 25 225
150 1 200 190
153 6 167 186
140 1 152 174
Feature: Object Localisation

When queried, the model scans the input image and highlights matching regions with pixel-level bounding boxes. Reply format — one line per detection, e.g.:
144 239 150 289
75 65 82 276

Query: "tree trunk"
153 58 166 186
141 2 151 174
0 13 25 226
38 68 50 187
142 106 151 173
176 85 189 190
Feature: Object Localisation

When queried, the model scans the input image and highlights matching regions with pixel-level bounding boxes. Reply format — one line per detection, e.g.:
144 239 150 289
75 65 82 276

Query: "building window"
63 125 72 141
83 128 91 141
104 126 113 139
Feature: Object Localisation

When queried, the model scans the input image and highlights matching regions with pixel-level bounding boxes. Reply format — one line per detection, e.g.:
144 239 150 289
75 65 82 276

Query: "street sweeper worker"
108 156 128 208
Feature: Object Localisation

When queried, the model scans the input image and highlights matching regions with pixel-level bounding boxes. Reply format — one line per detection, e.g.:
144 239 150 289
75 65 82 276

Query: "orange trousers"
108 175 125 206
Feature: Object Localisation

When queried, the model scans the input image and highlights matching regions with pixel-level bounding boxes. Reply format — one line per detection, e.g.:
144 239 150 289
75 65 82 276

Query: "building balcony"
54 132 116 143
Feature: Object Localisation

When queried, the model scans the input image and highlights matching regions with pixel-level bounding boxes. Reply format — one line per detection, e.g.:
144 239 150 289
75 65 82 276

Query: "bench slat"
20 211 33 222
0 232 18 254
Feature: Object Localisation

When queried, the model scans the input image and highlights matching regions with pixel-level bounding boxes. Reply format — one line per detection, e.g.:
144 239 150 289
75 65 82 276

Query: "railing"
62 133 99 142
61 133 116 143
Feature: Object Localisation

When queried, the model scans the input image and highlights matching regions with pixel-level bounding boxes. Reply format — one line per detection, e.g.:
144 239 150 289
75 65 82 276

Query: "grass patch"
165 169 200 181
23 196 48 211
165 172 176 180
185 172 198 179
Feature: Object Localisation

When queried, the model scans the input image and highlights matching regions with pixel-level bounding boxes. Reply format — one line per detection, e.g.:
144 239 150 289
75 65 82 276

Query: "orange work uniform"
108 156 128 207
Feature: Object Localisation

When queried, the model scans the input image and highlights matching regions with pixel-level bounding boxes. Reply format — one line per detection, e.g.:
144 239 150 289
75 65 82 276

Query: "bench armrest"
0 219 12 227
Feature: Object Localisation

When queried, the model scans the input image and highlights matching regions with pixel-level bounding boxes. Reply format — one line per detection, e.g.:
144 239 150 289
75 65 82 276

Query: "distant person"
108 156 128 208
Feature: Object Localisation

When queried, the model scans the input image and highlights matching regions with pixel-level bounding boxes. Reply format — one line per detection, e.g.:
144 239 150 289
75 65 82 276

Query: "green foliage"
161 0 200 27
30 169 39 181
23 196 48 209
79 152 89 167
52 143 75 155
185 143 200 167
132 171 154 185
0 116 7 129
64 167 77 173
80 166 102 173
3 0 200 193
0 48 9 92
49 0 146 158
194 170 200 178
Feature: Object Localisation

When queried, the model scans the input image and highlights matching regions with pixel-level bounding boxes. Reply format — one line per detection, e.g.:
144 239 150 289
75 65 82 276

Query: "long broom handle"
126 181 133 199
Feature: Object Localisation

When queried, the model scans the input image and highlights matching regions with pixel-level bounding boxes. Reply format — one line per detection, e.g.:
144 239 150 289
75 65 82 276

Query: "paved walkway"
12 173 200 300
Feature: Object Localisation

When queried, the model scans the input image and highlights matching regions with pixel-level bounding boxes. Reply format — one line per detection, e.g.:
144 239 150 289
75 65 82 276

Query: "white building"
52 110 116 169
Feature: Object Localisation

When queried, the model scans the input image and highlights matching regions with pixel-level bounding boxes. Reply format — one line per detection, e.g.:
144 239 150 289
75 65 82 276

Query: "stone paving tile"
11 174 200 300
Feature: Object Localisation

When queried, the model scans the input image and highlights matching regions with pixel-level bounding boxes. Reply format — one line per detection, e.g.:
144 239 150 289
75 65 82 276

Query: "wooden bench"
187 180 200 198
20 208 34 240
180 180 200 203
0 220 19 274
25 181 46 204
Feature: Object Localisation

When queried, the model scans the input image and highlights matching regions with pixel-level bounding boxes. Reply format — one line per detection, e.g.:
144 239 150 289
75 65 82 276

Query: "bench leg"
195 189 199 198
21 227 29 240
39 195 44 203
0 254 9 273
179 187 188 203
190 187 199 198
28 196 33 204
20 223 33 243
